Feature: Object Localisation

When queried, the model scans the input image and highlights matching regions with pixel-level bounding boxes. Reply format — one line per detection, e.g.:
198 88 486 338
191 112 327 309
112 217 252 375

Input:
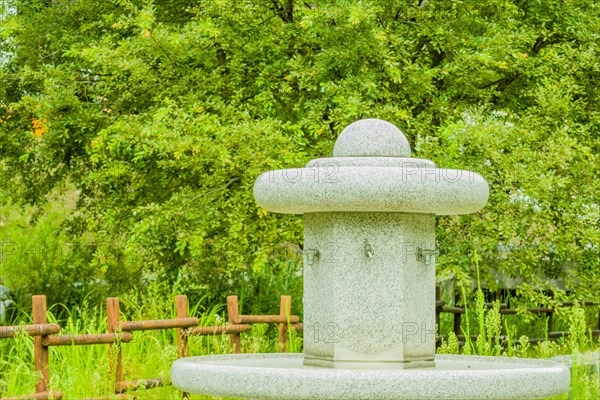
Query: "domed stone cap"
333 119 411 158
253 119 489 215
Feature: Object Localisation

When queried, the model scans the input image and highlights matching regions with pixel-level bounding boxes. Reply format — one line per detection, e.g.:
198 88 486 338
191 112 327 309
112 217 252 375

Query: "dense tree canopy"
1 0 598 309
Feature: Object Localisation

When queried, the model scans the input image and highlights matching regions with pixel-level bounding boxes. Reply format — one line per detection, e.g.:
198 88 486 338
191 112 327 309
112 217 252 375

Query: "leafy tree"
1 0 598 309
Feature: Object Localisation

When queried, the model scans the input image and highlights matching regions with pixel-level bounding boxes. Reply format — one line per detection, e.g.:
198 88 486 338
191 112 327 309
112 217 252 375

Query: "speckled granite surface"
171 353 571 400
303 212 436 369
254 165 489 215
333 119 411 158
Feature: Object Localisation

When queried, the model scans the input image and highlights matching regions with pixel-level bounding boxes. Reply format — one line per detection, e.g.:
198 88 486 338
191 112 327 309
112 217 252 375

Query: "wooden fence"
435 287 600 346
1 289 599 399
0 294 302 400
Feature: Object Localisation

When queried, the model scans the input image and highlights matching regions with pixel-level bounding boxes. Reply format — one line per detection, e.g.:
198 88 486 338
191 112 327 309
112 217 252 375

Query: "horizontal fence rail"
184 324 251 336
0 324 61 339
41 332 133 347
2 391 64 400
118 318 200 332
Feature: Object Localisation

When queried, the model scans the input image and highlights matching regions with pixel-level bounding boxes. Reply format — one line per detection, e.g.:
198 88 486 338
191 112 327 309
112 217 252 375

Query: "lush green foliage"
1 0 599 308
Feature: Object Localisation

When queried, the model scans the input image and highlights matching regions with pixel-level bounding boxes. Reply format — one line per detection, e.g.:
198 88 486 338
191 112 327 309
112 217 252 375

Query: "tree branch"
531 36 561 55
272 0 294 23
410 36 428 63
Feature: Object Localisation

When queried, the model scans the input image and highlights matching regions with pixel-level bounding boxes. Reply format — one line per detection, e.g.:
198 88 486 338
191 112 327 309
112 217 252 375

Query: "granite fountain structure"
172 119 570 399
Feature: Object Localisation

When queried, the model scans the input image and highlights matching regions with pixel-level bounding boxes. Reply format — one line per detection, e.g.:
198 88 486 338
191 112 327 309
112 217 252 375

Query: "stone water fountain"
172 119 570 399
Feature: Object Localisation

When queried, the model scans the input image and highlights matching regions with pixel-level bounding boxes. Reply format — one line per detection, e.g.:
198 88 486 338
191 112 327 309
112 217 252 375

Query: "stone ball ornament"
333 118 412 158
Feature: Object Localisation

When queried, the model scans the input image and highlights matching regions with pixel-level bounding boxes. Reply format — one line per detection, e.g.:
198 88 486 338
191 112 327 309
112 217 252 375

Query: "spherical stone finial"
333 119 411 158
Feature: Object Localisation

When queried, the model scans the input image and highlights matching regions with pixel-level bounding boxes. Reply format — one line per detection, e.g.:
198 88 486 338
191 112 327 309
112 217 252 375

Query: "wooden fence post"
435 287 441 347
435 287 440 325
278 295 291 352
106 297 123 391
175 295 190 400
227 296 242 353
453 292 462 337
175 295 189 358
32 295 49 394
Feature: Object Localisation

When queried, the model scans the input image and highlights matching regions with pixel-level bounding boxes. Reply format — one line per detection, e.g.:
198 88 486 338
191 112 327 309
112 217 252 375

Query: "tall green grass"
1 284 598 399
437 286 599 399
434 255 600 399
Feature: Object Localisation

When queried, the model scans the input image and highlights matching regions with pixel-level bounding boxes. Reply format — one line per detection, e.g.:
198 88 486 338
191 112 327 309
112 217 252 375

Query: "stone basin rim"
171 353 570 400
